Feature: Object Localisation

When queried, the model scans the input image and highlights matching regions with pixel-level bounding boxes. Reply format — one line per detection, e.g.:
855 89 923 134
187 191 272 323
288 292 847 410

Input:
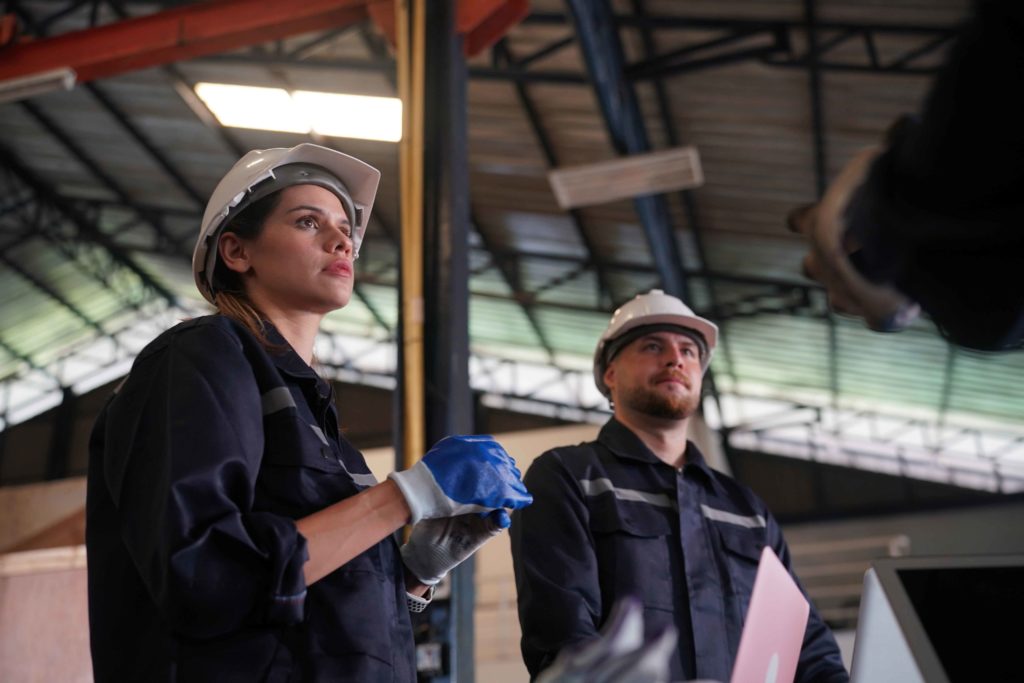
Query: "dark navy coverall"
86 315 416 682
511 418 849 683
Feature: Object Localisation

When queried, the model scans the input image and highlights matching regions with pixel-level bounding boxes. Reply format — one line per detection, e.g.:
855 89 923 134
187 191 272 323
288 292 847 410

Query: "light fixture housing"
193 82 402 142
0 67 76 104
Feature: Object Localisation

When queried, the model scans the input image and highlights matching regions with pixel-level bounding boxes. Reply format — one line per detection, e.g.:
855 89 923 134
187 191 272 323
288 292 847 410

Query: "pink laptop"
729 546 810 683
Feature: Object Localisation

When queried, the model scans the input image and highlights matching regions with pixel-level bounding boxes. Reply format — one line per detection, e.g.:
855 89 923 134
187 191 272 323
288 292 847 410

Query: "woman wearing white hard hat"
86 143 531 682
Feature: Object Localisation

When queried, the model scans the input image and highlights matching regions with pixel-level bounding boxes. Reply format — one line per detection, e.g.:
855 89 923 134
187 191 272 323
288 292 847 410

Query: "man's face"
604 330 704 420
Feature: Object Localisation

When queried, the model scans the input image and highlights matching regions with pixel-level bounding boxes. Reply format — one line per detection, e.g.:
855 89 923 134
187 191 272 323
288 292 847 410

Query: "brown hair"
209 191 283 347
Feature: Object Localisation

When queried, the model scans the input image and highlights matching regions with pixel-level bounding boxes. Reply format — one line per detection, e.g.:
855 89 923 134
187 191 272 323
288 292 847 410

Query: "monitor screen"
851 554 1024 683
896 564 1023 681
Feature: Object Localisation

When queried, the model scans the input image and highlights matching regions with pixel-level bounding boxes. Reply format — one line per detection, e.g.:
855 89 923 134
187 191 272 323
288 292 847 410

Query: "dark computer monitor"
850 554 1024 683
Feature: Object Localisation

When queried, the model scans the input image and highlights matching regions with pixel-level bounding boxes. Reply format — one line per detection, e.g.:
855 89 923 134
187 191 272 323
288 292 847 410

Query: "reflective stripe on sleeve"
308 423 377 487
348 471 378 487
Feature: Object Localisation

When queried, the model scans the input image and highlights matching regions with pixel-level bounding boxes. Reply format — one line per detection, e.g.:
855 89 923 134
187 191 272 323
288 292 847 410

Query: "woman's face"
227 184 355 315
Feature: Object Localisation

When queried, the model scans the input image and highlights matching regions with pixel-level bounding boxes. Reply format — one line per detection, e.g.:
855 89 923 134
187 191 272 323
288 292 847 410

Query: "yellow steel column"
396 0 427 469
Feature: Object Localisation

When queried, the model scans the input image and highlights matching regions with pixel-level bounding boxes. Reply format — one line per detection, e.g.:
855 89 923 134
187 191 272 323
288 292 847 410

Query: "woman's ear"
218 233 251 275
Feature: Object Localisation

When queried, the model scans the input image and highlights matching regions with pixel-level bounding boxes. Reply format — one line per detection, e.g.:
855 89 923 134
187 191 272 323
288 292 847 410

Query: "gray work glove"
400 509 510 586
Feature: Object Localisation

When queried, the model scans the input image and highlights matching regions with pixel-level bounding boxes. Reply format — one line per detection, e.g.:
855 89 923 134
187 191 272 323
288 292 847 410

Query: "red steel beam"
0 0 369 84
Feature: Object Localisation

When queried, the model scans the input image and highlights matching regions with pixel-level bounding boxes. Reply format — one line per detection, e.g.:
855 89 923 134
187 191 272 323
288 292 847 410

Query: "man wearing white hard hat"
511 289 847 683
86 143 531 682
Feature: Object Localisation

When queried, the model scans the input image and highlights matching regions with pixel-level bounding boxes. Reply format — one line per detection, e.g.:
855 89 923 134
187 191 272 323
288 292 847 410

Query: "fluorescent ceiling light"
194 83 309 133
295 91 402 142
194 83 402 142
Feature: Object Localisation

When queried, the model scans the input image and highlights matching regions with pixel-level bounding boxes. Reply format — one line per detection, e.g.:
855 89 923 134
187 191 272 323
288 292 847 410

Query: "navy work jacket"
86 315 415 682
510 418 848 683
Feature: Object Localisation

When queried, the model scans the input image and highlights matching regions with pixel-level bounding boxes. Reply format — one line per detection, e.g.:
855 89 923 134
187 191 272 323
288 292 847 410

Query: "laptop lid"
730 546 810 683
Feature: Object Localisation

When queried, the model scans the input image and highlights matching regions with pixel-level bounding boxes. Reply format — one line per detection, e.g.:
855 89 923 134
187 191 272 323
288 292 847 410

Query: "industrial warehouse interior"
1 0 1022 681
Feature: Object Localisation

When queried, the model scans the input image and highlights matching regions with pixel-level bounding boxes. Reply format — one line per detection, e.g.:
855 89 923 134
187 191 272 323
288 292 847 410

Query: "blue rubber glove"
388 435 532 523
401 510 510 586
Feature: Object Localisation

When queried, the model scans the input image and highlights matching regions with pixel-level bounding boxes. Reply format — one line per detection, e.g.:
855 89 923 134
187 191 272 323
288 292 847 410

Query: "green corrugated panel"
719 313 963 412
947 350 1024 421
0 351 22 383
470 297 541 348
16 244 126 325
534 307 609 356
834 323 950 409
721 315 831 388
0 262 96 366
471 268 514 297
322 283 398 337
533 271 601 310
8 308 94 368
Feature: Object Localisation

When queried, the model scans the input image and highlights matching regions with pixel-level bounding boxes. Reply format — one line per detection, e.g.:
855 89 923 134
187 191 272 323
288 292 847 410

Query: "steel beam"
18 99 191 257
725 397 1024 494
0 0 369 84
804 0 829 198
96 0 247 158
563 0 689 301
85 82 206 207
0 143 178 307
470 208 559 362
0 252 110 337
493 39 615 308
0 171 153 315
11 4 210 210
358 23 555 362
629 0 738 410
515 33 575 68
0 333 53 379
525 10 956 35
423 2 474 674
189 12 956 81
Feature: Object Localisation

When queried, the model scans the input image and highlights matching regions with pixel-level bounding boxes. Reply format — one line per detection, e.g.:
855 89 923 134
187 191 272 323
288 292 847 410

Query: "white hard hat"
593 289 718 397
192 143 381 303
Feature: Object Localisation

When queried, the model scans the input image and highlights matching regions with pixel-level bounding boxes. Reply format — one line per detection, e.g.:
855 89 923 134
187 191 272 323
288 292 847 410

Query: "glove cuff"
388 463 437 524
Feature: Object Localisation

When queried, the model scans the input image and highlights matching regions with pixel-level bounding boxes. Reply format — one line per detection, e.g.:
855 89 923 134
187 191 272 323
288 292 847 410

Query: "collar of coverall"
598 418 714 482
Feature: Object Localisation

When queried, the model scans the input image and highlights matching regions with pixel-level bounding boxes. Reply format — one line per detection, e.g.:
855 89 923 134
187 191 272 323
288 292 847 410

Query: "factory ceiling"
1 0 1021 493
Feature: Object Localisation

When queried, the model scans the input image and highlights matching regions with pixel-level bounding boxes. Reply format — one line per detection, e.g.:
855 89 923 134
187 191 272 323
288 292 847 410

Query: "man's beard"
619 382 699 420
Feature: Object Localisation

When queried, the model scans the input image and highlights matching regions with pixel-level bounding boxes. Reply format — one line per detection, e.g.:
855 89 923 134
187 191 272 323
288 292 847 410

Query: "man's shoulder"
533 439 604 469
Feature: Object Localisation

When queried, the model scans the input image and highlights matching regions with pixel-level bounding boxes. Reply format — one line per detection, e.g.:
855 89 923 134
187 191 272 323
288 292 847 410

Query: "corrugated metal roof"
2 0 1020 491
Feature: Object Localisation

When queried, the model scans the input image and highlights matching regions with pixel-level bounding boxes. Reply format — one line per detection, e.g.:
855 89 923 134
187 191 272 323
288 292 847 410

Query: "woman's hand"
401 510 510 586
388 435 533 524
